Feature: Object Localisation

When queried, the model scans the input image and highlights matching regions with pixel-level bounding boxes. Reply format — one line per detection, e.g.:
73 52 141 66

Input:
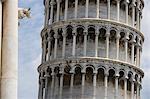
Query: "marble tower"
38 0 145 99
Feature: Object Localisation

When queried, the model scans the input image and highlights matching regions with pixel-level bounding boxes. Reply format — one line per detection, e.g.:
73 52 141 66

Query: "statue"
18 8 31 19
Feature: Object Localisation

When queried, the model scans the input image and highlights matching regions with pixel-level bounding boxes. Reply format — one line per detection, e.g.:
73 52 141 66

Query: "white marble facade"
38 0 144 99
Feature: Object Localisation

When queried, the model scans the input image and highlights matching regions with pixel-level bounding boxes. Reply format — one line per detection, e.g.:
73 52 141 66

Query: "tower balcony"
41 19 144 69
44 0 144 31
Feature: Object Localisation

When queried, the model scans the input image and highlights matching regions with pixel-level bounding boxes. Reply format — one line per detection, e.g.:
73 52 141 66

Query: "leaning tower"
38 0 144 99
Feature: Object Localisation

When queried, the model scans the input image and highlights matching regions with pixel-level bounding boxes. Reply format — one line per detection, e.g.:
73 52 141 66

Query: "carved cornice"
38 57 144 77
41 19 144 41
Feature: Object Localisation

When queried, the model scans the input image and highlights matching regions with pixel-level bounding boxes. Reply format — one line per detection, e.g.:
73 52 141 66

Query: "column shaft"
82 74 85 86
132 5 135 27
131 43 135 64
131 82 134 99
72 34 76 56
96 0 100 18
70 74 74 87
50 2 54 24
104 75 108 99
93 74 97 87
0 1 2 85
117 0 120 21
85 0 89 18
136 9 140 30
136 84 140 99
62 34 66 58
50 75 55 98
44 77 49 99
54 32 58 59
125 2 129 24
1 1 18 99
124 79 127 99
48 38 52 61
45 0 50 26
136 46 140 66
115 77 119 99
84 33 87 56
116 35 120 60
107 0 110 19
64 0 68 20
38 79 44 99
106 34 110 58
125 40 128 62
56 1 60 22
75 0 78 19
59 74 64 97
95 34 99 57
42 42 46 63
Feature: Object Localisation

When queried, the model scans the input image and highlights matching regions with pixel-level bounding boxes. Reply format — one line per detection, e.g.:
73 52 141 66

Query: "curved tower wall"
38 0 144 99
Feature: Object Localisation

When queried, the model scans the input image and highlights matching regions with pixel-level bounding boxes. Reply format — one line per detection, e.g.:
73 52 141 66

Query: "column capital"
104 72 109 76
115 0 121 2
124 0 129 4
50 0 55 6
115 73 120 77
56 0 61 3
116 33 121 39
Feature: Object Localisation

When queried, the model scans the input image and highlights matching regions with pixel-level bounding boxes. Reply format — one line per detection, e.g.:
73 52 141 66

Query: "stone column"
50 73 55 99
124 77 127 99
124 32 129 62
38 72 45 99
95 28 99 57
131 1 136 27
125 0 129 24
106 29 110 58
131 41 135 64
1 1 18 99
0 0 2 86
72 27 77 56
107 0 110 19
54 29 58 59
96 0 100 18
136 83 140 99
56 0 60 22
93 73 97 87
42 38 47 63
136 1 140 30
45 0 50 26
115 75 119 99
64 0 68 20
85 0 89 18
50 0 55 24
47 33 52 61
44 68 50 99
116 31 120 60
93 72 97 99
62 28 66 58
104 74 108 99
70 73 74 87
74 0 78 19
116 0 120 21
59 74 64 97
131 80 135 99
136 44 140 67
81 73 85 98
124 39 128 62
82 73 85 86
84 26 88 57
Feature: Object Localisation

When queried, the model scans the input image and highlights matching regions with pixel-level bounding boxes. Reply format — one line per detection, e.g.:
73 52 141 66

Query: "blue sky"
18 0 150 99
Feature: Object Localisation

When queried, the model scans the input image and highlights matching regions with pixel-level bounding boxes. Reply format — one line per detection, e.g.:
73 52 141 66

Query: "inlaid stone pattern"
38 0 145 99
